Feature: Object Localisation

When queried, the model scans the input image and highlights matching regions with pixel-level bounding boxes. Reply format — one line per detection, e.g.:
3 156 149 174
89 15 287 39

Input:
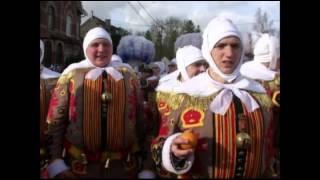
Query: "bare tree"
182 20 196 34
144 30 152 41
253 8 276 35
147 17 201 59
195 25 201 33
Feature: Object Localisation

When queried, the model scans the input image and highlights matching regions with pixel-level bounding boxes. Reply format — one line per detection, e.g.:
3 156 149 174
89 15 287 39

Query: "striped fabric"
105 74 126 151
214 101 264 178
83 76 103 152
83 74 126 152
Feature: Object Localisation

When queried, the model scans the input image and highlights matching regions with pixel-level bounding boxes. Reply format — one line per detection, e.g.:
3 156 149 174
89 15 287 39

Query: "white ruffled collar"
240 60 276 81
156 71 181 93
175 70 266 115
61 59 123 81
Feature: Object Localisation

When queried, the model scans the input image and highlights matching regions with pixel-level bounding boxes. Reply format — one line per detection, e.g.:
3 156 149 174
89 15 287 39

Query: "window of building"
66 14 72 36
48 6 55 30
76 20 79 37
56 43 63 65
43 41 52 67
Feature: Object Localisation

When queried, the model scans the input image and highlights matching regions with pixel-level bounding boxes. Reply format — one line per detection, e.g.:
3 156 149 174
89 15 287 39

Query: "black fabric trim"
233 95 247 178
170 152 188 171
101 71 108 150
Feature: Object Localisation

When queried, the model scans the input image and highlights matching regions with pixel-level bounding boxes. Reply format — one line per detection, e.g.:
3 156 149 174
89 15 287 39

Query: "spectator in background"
167 58 177 74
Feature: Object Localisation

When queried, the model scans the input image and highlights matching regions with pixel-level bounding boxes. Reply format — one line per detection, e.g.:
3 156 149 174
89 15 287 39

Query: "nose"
97 44 104 52
199 65 206 72
224 45 234 57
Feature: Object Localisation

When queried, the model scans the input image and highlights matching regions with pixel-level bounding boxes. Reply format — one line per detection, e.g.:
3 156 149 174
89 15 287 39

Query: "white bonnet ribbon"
105 67 123 81
209 80 264 115
240 61 276 81
209 89 233 115
85 67 123 81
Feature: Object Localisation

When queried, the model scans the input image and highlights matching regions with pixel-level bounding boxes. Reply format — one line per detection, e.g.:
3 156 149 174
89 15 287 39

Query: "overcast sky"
81 1 279 33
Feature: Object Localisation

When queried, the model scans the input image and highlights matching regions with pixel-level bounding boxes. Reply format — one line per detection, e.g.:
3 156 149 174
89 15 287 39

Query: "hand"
171 130 195 159
55 170 78 179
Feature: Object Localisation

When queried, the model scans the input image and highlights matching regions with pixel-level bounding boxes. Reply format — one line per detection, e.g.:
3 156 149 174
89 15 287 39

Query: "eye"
231 43 241 49
90 42 99 48
215 43 226 49
194 62 202 67
102 42 111 47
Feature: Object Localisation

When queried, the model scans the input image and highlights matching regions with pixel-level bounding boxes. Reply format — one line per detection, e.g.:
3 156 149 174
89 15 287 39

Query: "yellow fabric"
156 91 220 111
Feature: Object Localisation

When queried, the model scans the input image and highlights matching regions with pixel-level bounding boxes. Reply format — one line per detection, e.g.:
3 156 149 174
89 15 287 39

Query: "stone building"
40 1 86 71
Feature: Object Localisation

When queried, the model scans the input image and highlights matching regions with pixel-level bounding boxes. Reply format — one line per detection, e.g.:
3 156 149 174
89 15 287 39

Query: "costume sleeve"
47 159 69 178
150 92 194 177
161 133 194 174
46 73 71 174
252 92 275 176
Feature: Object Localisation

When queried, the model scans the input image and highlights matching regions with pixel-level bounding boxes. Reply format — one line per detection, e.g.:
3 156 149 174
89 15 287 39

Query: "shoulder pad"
118 67 137 79
251 92 272 109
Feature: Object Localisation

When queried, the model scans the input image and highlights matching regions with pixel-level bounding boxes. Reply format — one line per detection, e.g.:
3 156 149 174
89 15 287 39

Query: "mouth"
221 60 234 67
96 55 107 59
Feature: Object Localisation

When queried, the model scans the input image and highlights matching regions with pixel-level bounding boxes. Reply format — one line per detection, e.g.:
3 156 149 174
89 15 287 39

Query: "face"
186 60 208 78
152 66 161 76
168 64 177 73
86 38 113 67
210 36 242 74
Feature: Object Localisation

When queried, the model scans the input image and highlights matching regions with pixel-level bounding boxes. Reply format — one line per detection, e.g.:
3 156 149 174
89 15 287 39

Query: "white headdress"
202 17 243 82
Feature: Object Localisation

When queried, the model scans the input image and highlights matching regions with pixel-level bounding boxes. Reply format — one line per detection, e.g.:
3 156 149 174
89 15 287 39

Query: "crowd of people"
40 16 280 178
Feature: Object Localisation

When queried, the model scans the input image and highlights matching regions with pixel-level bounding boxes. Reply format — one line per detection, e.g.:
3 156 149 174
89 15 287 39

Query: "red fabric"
159 124 169 137
63 139 72 149
83 149 102 163
47 87 59 121
40 169 49 178
69 80 77 122
265 108 276 168
182 110 201 125
128 79 137 123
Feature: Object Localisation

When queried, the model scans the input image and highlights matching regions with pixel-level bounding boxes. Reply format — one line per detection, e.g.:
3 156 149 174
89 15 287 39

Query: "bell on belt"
236 132 251 149
101 92 112 102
